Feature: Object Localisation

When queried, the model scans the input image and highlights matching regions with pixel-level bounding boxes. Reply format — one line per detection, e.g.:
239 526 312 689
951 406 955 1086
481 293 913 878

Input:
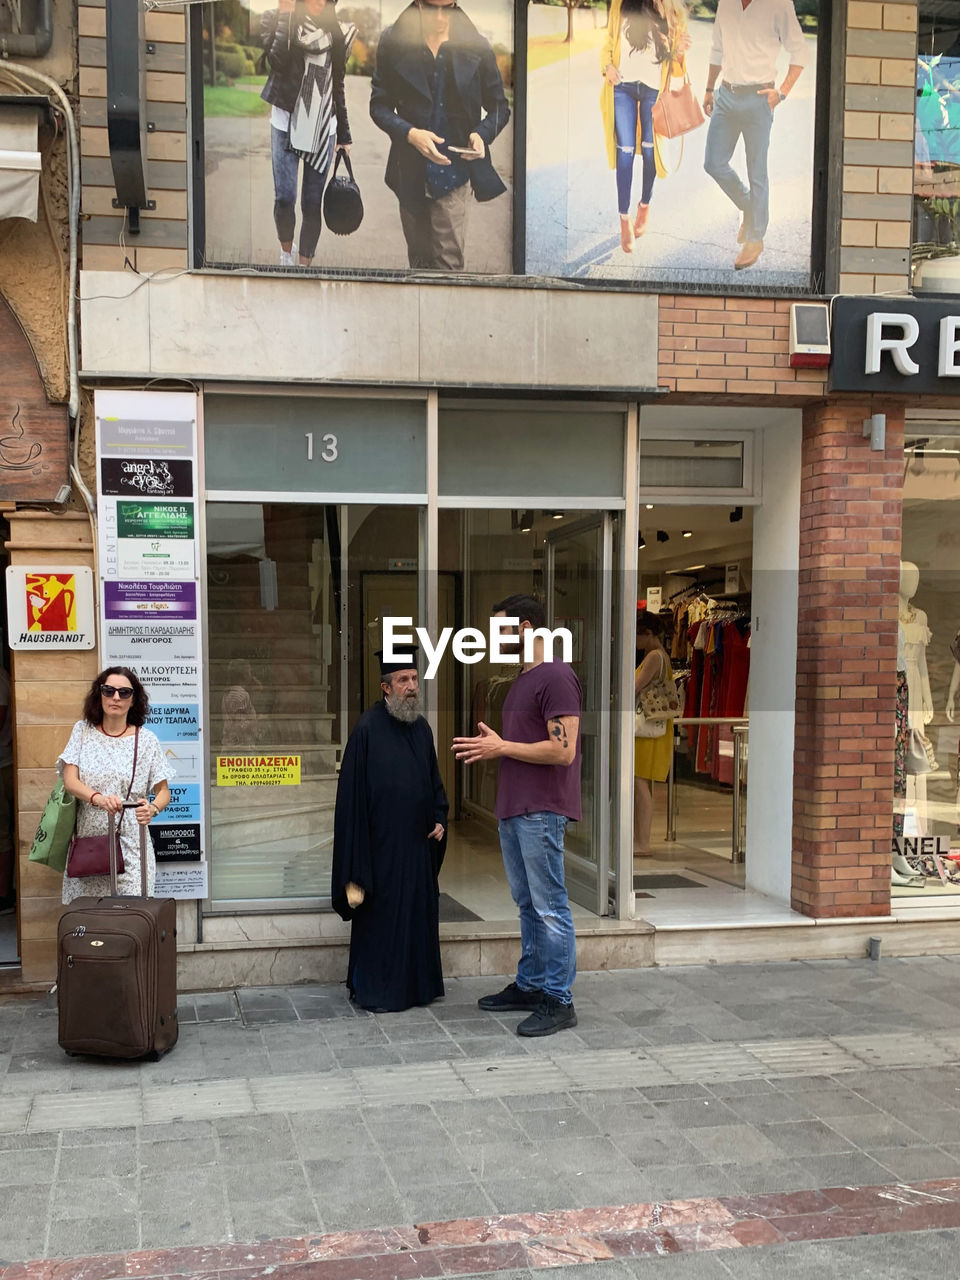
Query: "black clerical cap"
376 647 419 677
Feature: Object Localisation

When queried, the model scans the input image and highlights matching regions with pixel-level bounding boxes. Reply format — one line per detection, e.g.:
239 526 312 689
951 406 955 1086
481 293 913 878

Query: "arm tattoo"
549 718 569 749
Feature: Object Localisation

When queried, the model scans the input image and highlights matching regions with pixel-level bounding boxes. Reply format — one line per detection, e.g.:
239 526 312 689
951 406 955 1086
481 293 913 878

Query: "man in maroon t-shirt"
452 594 582 1036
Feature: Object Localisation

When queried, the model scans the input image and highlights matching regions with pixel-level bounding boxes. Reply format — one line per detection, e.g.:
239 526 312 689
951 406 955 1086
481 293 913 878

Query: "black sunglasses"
101 684 135 699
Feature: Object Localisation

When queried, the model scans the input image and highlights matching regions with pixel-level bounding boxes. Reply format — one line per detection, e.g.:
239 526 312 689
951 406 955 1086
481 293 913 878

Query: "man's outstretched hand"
452 722 504 764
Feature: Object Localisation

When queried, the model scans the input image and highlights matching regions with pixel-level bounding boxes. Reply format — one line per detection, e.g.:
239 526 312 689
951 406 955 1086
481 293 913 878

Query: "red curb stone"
601 1231 683 1259
306 1231 422 1261
126 1245 309 1277
718 1191 833 1220
434 1245 529 1275
259 1251 444 1280
728 1219 785 1248
1 1259 128 1280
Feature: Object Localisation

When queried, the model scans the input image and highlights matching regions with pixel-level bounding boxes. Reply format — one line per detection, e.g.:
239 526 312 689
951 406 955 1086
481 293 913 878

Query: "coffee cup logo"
26 572 77 633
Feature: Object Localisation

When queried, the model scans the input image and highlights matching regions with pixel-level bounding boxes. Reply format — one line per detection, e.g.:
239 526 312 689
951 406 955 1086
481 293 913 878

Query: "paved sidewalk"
4 958 960 1270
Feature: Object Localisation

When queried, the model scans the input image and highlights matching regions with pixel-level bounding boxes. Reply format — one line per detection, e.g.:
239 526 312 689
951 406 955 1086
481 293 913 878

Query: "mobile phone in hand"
448 145 481 156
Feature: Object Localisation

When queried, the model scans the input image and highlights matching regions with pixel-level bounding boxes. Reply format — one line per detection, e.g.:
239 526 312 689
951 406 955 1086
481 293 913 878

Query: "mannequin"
943 633 960 829
893 562 934 884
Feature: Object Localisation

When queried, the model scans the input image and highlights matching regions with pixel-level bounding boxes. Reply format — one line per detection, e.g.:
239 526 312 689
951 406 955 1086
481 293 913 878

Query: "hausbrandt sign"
830 297 960 395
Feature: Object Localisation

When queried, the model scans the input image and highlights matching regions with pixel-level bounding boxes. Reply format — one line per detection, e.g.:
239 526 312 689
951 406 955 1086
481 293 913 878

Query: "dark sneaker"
477 982 543 1012
516 997 577 1038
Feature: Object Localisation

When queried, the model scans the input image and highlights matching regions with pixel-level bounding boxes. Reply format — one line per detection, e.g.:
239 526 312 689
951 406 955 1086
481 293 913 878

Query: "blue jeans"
498 812 577 1005
270 126 334 259
613 81 659 216
703 83 773 242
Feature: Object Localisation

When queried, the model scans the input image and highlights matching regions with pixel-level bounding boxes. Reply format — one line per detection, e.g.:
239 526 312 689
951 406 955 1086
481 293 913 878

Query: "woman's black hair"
636 609 664 638
82 667 151 728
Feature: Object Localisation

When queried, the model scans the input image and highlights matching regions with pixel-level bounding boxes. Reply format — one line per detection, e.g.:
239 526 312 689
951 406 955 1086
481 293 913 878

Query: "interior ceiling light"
645 503 655 510
682 530 692 538
656 530 669 543
551 511 564 520
519 510 533 532
684 564 706 572
638 532 646 548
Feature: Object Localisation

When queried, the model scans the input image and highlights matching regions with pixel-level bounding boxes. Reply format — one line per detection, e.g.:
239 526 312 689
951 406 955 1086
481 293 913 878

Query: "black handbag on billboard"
324 151 364 236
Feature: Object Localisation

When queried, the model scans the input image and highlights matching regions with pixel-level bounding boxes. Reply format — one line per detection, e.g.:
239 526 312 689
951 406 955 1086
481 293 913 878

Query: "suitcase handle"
108 802 150 898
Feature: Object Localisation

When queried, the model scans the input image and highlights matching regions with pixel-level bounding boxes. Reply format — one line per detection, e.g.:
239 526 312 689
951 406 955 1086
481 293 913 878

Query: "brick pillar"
792 400 903 918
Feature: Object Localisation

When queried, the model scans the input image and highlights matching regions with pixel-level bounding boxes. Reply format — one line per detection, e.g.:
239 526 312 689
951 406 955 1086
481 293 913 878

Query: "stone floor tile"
58 1143 137 1179
502 1091 576 1112
827 1111 930 1150
383 1145 471 1188
139 1167 226 1216
641 1084 711 1102
0 1147 57 1186
705 1078 779 1099
650 1100 742 1130
45 1217 139 1260
613 1129 704 1168
138 1137 220 1171
786 1150 895 1188
456 1038 529 1060
396 1041 466 1064
238 1007 301 1026
757 1119 856 1158
619 1254 734 1277
457 1139 543 1182
633 1162 745 1201
51 1174 139 1221
191 993 239 1022
294 1112 376 1159
480 1176 586 1214
863 1145 960 1182
683 1122 783 1167
139 1211 233 1250
305 1152 396 1195
366 1115 451 1151
636 1026 712 1047
400 1179 496 1223
725 1094 817 1126
514 1108 601 1141
316 1193 408 1232
331 1047 403 1069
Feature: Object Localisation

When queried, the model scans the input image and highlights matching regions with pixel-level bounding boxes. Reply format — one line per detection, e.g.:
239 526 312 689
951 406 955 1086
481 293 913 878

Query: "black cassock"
331 701 449 1011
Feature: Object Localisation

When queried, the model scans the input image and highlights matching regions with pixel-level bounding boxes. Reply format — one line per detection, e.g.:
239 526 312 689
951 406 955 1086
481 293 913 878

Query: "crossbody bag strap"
115 726 140 840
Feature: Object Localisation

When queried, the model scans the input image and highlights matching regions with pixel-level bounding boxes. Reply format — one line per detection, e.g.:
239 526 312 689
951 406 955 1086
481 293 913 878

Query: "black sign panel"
152 823 202 861
830 296 960 395
100 457 193 498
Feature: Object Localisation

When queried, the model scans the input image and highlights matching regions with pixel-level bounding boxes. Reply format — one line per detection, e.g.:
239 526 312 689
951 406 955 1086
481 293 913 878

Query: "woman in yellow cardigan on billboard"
601 0 690 254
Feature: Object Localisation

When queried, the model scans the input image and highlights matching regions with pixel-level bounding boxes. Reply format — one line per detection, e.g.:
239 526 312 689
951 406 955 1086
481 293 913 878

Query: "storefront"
80 386 806 943
831 297 960 906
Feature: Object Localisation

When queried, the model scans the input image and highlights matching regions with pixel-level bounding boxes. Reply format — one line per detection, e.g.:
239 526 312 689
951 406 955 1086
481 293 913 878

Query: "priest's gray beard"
385 691 421 723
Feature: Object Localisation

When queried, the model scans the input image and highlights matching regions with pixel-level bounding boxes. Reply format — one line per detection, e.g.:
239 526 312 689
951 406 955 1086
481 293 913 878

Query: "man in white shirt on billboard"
701 0 808 270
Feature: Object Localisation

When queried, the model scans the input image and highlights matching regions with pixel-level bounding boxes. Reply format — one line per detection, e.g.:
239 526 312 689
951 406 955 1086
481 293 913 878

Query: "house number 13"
305 432 338 462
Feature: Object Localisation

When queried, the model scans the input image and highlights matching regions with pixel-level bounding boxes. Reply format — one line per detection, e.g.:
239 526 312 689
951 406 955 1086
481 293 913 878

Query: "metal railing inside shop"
665 718 749 863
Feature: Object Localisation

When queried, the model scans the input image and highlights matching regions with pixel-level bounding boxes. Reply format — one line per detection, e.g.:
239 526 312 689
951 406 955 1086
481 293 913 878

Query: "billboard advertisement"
525 0 819 287
200 0 514 273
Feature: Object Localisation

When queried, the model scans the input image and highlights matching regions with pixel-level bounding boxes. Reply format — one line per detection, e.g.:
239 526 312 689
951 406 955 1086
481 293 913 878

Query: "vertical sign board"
95 391 207 897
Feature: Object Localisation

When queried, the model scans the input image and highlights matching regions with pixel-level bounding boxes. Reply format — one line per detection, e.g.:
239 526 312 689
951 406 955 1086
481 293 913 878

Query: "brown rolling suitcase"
58 802 179 1060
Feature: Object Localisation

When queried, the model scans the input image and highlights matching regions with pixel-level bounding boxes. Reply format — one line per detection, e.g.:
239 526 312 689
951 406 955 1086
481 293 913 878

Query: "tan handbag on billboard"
651 72 705 140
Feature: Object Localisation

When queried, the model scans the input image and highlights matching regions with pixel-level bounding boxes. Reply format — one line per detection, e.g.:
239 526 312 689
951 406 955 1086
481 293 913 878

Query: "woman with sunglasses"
58 667 173 904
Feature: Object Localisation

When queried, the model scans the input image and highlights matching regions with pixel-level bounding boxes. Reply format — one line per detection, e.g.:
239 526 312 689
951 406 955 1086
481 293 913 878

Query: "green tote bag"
28 778 76 873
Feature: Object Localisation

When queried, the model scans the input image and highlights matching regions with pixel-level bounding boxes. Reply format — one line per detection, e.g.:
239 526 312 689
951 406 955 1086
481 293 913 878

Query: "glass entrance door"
545 515 614 916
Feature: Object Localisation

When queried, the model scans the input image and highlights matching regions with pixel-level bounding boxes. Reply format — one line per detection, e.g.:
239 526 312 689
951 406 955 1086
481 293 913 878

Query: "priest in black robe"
331 648 448 1012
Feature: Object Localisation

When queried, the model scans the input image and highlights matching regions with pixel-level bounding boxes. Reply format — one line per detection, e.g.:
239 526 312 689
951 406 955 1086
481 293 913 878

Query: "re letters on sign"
865 312 960 378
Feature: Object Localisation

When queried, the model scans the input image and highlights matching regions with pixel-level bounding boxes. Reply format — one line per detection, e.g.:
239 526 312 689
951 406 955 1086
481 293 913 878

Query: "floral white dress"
58 721 174 903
